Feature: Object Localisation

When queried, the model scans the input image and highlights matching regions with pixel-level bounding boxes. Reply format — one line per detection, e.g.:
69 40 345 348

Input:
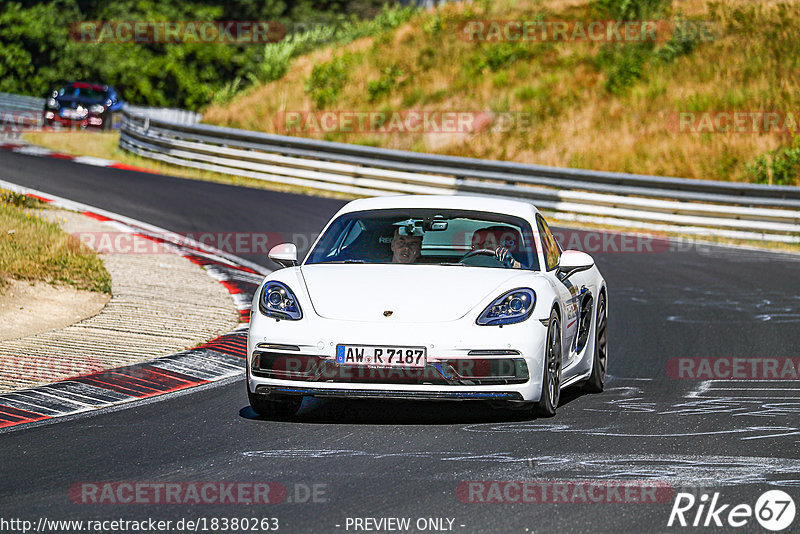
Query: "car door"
537 215 580 367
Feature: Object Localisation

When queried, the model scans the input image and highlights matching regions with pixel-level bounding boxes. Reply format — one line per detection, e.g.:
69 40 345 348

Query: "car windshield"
305 208 540 270
58 86 108 101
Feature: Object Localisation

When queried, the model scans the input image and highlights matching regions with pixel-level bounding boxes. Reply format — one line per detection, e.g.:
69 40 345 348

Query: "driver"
391 228 422 263
471 227 522 268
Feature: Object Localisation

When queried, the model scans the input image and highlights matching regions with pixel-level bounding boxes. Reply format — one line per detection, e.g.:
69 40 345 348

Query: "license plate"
336 345 426 368
62 109 82 119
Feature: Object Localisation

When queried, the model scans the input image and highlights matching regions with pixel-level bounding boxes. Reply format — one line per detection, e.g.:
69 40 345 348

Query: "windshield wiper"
439 262 465 266
342 259 366 263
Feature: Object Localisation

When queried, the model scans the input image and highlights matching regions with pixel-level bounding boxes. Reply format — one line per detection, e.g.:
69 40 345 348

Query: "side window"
536 215 561 270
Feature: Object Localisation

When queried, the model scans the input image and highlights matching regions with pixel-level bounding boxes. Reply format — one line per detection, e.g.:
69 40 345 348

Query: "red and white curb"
0 142 158 174
0 179 268 431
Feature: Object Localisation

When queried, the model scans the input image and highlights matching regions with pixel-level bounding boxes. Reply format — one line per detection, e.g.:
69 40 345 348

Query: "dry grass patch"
202 0 800 185
0 190 111 294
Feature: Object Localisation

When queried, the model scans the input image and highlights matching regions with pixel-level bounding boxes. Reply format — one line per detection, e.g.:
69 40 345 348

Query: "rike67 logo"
668 490 796 531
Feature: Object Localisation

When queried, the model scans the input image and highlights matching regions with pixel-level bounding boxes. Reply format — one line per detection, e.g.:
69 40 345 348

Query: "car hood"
299 264 527 323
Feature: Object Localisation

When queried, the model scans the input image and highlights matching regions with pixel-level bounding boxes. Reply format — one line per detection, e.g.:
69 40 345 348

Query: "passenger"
390 228 422 263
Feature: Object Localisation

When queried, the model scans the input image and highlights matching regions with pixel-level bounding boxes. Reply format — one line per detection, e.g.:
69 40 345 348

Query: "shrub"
367 65 404 102
212 77 243 106
597 43 651 95
467 42 530 75
422 14 442 35
655 17 708 63
744 137 800 186
305 54 353 108
592 0 670 20
250 41 297 84
592 0 713 94
402 88 424 107
514 85 538 102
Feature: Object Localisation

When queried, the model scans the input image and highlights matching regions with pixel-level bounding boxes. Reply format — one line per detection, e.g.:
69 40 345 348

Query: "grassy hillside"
203 0 800 185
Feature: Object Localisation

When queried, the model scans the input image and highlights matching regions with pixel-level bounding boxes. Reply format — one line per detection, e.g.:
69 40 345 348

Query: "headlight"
89 104 105 113
47 98 59 109
259 281 302 320
476 288 536 326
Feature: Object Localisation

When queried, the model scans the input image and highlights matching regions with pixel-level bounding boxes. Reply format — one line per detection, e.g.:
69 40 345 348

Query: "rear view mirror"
425 221 448 231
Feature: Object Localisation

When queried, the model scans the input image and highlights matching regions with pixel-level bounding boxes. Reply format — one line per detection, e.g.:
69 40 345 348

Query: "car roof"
337 195 540 220
65 82 111 91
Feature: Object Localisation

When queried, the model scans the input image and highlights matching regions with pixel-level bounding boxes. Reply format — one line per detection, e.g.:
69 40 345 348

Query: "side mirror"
268 243 298 268
557 250 594 280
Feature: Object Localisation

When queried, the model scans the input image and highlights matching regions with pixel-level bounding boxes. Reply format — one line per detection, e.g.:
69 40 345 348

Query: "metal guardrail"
119 110 800 243
0 93 46 130
110 109 800 243
124 106 202 125
0 92 44 112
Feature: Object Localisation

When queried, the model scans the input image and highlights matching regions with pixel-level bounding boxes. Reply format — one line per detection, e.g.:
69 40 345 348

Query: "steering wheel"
459 248 498 262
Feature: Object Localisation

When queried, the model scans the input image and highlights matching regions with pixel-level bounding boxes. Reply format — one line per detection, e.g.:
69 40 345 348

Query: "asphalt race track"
1 149 799 533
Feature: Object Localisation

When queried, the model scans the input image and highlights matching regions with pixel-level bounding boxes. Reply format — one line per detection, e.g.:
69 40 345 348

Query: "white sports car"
247 195 607 418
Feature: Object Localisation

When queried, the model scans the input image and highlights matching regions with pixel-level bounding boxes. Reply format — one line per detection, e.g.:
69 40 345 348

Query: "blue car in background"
43 82 124 130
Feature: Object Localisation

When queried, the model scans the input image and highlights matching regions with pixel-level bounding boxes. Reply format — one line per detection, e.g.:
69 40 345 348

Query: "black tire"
248 389 302 419
582 292 607 393
101 112 112 131
535 310 562 417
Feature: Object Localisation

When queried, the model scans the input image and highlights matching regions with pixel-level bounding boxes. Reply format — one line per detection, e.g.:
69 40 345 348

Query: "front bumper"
44 113 105 128
255 385 524 401
247 309 548 403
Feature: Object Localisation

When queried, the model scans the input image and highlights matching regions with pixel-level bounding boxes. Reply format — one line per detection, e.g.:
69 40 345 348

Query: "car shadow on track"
239 388 594 424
